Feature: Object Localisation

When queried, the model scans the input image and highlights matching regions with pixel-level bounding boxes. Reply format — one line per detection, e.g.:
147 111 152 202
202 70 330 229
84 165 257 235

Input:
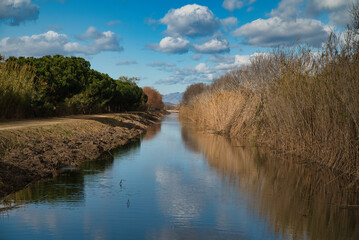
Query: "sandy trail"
0 114 126 131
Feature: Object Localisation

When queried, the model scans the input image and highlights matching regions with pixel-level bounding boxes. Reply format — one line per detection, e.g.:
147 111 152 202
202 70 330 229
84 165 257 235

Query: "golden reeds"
180 33 359 178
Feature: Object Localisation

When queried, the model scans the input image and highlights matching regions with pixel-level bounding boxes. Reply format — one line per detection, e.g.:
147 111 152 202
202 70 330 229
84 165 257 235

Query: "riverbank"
179 41 359 180
0 111 167 197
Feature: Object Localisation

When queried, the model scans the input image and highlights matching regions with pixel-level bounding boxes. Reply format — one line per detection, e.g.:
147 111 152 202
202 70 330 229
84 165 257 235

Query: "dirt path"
0 113 132 131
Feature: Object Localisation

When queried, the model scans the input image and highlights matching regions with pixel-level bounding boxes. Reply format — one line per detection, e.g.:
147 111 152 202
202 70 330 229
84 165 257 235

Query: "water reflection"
142 122 161 141
1 138 141 208
1 114 358 240
180 122 359 240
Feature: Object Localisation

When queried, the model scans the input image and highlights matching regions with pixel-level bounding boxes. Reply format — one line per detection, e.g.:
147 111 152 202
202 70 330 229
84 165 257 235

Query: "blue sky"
0 0 353 94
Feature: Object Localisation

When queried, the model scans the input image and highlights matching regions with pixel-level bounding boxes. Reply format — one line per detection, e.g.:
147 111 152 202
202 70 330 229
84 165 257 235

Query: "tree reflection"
1 138 142 208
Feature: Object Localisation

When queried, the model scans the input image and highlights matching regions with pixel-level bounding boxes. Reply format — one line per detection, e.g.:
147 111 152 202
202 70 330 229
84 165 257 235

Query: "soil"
0 111 167 198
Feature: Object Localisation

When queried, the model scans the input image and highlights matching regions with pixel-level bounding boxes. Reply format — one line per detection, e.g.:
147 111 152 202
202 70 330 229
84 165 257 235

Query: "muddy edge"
0 111 168 198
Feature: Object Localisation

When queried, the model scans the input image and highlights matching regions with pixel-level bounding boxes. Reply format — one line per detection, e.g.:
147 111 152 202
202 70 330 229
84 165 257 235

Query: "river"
1 113 358 239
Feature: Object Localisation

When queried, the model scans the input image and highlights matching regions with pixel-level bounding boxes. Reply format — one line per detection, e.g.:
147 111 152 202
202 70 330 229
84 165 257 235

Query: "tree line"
0 55 147 118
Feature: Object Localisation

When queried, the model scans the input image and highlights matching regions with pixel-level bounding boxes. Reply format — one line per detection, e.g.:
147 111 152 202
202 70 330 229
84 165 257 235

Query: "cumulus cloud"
147 37 190 54
160 4 220 37
222 0 244 11
306 0 352 26
148 36 231 55
156 52 271 85
0 0 39 26
155 62 216 85
270 0 303 19
212 54 252 70
116 60 137 65
233 17 330 47
271 0 352 26
193 38 230 54
75 26 103 40
0 28 123 57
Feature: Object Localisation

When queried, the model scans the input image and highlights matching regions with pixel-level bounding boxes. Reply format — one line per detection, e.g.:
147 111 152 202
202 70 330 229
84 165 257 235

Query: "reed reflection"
180 122 359 240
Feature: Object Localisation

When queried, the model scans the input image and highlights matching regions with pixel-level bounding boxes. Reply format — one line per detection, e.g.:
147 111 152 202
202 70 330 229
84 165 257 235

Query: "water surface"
1 113 358 240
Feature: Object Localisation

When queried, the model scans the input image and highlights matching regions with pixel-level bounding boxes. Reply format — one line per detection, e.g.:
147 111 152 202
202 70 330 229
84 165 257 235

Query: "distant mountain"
162 92 183 105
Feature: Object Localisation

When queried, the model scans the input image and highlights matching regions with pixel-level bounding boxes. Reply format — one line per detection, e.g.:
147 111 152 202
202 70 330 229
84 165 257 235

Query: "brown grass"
180 34 359 178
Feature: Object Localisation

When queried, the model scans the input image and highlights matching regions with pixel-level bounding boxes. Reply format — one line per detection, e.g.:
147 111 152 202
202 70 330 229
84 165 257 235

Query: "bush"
142 87 164 110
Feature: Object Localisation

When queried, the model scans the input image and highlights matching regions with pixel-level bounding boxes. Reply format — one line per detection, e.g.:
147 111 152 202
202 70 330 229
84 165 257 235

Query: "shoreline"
0 111 168 198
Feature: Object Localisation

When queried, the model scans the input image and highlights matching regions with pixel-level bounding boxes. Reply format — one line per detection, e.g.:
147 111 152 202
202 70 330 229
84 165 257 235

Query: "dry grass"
180 34 359 178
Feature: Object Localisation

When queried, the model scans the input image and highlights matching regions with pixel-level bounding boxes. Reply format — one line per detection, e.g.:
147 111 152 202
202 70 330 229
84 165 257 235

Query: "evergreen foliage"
1 55 146 118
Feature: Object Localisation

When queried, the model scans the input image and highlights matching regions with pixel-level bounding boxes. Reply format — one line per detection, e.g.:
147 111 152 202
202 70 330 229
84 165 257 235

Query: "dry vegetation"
143 86 164 110
180 9 359 178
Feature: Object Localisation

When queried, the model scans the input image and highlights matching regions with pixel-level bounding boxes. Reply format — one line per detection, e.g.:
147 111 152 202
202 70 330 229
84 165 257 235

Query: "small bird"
120 179 125 188
127 199 130 208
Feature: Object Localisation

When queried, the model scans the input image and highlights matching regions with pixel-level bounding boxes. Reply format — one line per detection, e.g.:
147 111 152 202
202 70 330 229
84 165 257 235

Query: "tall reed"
180 32 359 178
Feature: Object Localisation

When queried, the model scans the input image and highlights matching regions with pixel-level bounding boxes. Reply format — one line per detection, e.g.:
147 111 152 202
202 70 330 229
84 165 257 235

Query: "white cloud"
0 0 39 26
107 20 122 26
271 0 352 26
147 62 175 67
193 38 230 54
192 54 202 60
208 54 254 71
147 36 190 54
0 28 123 57
309 0 349 10
195 63 211 74
76 26 103 40
306 0 352 26
155 53 265 85
270 0 304 19
155 52 266 85
155 62 216 85
222 0 257 12
160 4 220 37
42 25 63 32
233 17 330 47
116 60 137 65
222 0 244 11
220 17 239 27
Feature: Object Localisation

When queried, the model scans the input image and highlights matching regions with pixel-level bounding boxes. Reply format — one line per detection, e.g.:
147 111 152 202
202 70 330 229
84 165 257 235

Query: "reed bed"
180 32 359 178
